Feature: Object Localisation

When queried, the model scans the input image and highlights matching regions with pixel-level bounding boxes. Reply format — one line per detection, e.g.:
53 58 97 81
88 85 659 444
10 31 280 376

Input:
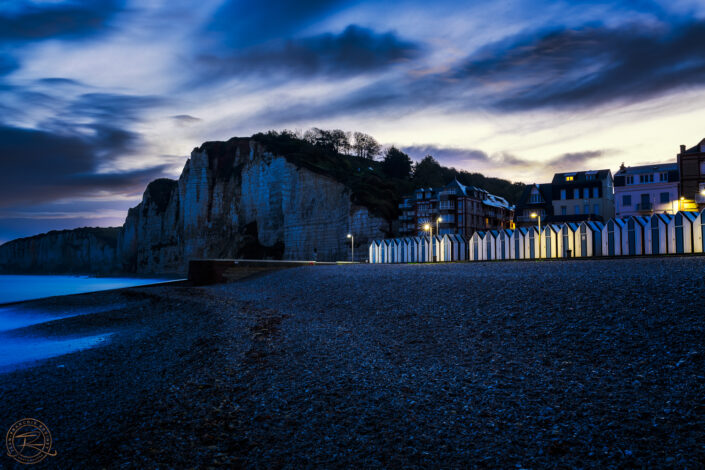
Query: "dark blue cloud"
199 24 420 79
454 19 705 110
206 0 348 48
0 0 123 42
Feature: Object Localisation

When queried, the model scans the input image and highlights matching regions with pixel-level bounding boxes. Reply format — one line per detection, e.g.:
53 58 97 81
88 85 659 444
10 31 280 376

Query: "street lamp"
346 233 354 262
679 196 685 211
423 223 434 262
530 212 542 259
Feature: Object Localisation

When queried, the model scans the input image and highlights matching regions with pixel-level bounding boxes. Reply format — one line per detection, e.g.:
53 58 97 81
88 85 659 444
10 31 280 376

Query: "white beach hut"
557 223 578 258
525 226 540 260
577 221 604 257
368 240 379 263
695 209 705 253
496 229 512 260
469 231 484 261
455 234 468 261
668 211 698 254
482 230 498 261
645 214 671 255
622 216 648 256
602 218 627 257
409 236 422 262
419 236 432 262
542 224 559 259
511 228 527 260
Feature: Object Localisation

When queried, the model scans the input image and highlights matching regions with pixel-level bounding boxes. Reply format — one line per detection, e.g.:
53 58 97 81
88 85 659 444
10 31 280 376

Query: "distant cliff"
0 227 120 274
0 135 391 275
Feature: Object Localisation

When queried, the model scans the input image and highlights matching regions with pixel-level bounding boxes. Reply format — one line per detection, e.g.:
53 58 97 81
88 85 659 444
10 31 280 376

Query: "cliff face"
0 137 390 275
0 227 119 274
117 138 388 274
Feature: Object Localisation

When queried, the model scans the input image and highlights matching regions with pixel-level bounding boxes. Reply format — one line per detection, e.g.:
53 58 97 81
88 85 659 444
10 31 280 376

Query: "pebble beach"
1 257 704 468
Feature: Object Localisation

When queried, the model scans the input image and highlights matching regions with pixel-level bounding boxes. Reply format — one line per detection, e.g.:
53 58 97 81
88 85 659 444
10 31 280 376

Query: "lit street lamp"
423 223 434 262
346 233 354 262
530 212 542 259
679 196 685 211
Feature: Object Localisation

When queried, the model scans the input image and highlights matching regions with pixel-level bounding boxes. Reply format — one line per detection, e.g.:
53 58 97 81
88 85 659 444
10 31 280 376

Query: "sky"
2 0 705 243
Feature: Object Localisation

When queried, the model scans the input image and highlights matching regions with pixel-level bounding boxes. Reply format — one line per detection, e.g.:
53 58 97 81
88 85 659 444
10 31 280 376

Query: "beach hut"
398 238 408 263
602 218 627 257
645 214 671 255
622 216 648 256
668 211 698 254
695 209 705 253
525 226 540 259
557 223 578 258
368 240 379 263
419 236 431 262
511 227 527 259
454 234 468 261
542 224 559 259
496 229 512 260
577 221 604 257
409 236 422 262
432 235 444 262
469 231 484 261
482 230 498 261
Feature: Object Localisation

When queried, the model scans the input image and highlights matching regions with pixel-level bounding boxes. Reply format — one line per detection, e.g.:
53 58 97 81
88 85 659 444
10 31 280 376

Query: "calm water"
0 275 179 372
0 274 176 304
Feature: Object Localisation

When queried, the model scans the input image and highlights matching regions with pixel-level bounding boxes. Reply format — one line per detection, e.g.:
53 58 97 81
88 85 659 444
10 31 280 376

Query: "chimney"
680 144 686 153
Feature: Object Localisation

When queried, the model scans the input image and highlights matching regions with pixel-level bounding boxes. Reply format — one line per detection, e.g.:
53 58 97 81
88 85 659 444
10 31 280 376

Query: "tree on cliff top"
352 132 380 160
381 146 412 180
413 155 445 188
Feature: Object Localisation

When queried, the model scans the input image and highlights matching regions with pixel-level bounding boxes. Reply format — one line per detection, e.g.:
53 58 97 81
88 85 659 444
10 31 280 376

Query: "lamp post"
531 212 542 259
679 196 685 211
346 233 354 262
436 216 442 261
423 223 433 262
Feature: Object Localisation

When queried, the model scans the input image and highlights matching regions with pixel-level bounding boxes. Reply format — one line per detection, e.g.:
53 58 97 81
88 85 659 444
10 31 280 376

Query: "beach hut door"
651 218 659 254
500 235 506 259
545 230 551 257
580 226 587 256
628 219 636 255
473 238 479 260
562 229 569 257
608 221 615 256
529 231 535 259
675 214 684 254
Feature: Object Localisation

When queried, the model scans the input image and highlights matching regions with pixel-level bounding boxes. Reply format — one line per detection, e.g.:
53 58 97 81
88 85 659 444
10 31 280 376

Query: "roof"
615 162 678 175
552 169 612 184
516 183 554 210
482 194 513 210
683 138 705 154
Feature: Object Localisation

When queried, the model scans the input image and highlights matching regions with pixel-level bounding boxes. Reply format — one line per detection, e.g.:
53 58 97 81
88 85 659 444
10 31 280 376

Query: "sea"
0 275 180 372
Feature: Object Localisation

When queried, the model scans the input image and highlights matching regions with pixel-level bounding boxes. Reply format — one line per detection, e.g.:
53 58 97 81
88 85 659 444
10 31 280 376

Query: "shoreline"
1 258 704 467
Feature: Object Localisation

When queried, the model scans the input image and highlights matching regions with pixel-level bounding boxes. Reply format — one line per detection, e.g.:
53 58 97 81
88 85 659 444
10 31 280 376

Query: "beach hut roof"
681 211 698 222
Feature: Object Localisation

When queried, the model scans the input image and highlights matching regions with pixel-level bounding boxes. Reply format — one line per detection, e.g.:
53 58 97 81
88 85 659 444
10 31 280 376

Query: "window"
659 172 668 182
561 206 567 215
560 189 566 200
566 176 574 182
639 174 654 184
626 176 634 185
593 187 599 198
583 188 589 199
584 204 590 214
623 195 632 206
660 192 670 203
586 174 596 181
573 188 579 199
701 161 705 174
529 188 542 203
594 204 600 215
574 205 580 214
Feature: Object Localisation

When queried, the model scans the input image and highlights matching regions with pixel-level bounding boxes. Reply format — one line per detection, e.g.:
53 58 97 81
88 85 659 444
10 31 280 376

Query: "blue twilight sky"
2 0 705 243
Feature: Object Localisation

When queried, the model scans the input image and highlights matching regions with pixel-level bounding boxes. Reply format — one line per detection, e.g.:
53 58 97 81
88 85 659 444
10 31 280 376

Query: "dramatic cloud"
0 125 170 207
198 25 420 80
455 19 705 110
547 150 607 168
0 0 123 42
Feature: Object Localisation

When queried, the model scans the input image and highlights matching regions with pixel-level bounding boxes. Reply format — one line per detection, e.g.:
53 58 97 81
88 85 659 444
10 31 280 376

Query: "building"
550 170 614 222
614 163 679 217
677 139 705 209
514 184 554 226
398 179 514 237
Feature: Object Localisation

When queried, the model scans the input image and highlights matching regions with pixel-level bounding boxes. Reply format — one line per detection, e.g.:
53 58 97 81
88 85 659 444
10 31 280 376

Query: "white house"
668 211 698 254
614 163 680 217
602 218 627 256
645 214 671 255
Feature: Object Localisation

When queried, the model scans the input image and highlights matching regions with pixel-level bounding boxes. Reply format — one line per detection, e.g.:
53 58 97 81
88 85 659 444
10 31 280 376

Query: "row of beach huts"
368 211 705 263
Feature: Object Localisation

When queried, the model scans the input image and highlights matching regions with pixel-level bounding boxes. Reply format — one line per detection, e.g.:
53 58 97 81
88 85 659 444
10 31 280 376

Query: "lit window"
566 176 574 182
